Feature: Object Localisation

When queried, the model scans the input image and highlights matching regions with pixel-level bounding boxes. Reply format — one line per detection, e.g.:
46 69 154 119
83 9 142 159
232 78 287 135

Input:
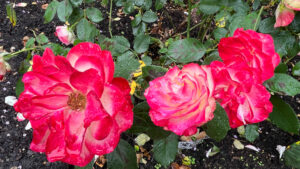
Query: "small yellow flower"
133 60 146 77
28 60 33 71
216 17 226 28
130 80 137 95
296 141 300 145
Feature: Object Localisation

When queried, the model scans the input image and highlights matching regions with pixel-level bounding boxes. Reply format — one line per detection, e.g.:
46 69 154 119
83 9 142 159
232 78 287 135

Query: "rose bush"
144 63 216 136
55 26 75 45
14 42 133 166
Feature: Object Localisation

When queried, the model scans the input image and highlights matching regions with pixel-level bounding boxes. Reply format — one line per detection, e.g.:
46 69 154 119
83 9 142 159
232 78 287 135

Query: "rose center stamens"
67 93 86 111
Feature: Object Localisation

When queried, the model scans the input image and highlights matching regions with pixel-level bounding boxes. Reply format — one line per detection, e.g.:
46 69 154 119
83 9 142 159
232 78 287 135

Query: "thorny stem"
109 0 113 38
253 6 264 30
187 0 192 38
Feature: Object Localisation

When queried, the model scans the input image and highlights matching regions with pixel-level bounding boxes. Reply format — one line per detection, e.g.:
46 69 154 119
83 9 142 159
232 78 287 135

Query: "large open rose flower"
218 28 280 82
14 42 133 166
211 61 273 128
144 63 216 136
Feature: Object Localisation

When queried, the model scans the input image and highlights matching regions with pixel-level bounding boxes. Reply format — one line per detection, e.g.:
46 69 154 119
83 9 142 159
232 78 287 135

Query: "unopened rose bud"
55 25 75 45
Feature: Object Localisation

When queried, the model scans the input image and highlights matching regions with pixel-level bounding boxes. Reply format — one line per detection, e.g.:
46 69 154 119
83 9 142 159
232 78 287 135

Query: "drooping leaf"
107 139 138 169
114 51 140 79
44 0 59 23
269 96 299 134
6 4 17 27
265 73 300 96
153 133 178 167
168 38 205 63
245 124 259 142
204 103 230 142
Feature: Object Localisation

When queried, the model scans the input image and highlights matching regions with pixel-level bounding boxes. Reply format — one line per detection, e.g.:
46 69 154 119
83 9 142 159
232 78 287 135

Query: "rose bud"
55 25 75 45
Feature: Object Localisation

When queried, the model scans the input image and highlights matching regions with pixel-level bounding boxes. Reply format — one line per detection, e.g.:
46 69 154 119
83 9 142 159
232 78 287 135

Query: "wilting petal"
284 0 300 11
275 2 295 27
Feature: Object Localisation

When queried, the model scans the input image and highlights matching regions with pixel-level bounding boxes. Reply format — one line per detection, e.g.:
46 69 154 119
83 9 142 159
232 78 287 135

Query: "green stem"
179 20 205 36
3 48 36 60
253 6 264 31
284 55 296 64
187 0 192 38
108 0 113 38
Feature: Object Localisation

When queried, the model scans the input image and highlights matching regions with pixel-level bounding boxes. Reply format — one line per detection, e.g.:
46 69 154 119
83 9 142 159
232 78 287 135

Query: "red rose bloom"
211 61 273 128
218 28 280 82
144 63 216 136
14 42 133 167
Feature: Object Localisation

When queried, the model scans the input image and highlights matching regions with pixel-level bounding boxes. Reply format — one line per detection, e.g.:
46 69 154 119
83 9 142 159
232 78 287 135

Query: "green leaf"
25 38 35 48
124 1 135 14
109 36 131 56
245 124 259 142
86 7 103 23
253 0 260 10
168 38 205 63
274 63 287 73
143 0 152 10
265 73 300 96
44 0 59 23
16 77 24 97
271 31 296 57
134 34 150 53
68 8 84 25
203 51 222 65
57 0 73 22
213 28 228 41
142 10 158 23
142 65 167 81
132 13 142 27
269 96 299 134
107 139 138 169
153 133 178 167
135 0 145 6
74 160 94 169
132 22 146 36
155 0 167 10
292 61 300 76
84 0 95 3
204 103 230 142
284 142 300 169
198 4 220 15
258 17 277 34
141 55 152 65
76 18 97 42
128 101 171 140
6 4 17 27
114 51 140 79
70 0 83 7
289 13 300 32
36 33 49 44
